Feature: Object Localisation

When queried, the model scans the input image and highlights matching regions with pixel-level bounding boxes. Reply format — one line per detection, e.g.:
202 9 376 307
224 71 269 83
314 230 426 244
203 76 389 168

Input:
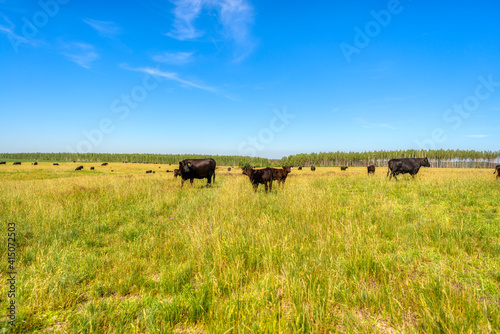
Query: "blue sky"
1 0 499 158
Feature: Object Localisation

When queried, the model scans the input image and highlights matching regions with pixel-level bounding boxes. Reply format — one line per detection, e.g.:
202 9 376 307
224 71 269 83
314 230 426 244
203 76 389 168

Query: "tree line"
0 149 499 168
280 149 500 168
0 152 272 167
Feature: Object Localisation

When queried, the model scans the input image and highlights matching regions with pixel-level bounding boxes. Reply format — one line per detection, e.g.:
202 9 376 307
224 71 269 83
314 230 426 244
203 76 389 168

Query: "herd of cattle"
2 159 499 192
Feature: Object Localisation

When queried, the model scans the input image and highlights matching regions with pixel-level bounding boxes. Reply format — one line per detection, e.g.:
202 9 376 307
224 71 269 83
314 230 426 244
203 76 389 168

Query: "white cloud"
124 65 216 92
60 42 99 69
466 134 488 138
84 19 121 37
167 0 255 60
152 51 195 65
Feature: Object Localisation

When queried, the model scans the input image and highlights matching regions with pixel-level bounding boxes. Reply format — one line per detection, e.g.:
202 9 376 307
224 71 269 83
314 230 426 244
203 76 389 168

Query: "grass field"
1 162 499 333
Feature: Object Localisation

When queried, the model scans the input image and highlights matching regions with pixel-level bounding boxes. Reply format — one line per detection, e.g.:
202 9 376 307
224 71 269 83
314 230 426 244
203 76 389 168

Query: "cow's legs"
190 178 194 186
253 183 258 192
264 182 268 193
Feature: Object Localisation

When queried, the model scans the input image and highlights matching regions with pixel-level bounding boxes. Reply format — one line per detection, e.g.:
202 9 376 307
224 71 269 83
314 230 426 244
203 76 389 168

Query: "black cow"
53 163 59 166
311 166 316 171
178 158 216 187
101 163 108 166
13 162 21 165
494 165 500 178
0 162 6 164
387 157 431 181
367 165 375 175
75 166 83 171
173 169 181 177
242 166 273 193
228 167 232 171
271 166 292 185
90 167 95 170
146 170 152 173
32 162 38 165
298 166 302 170
340 166 348 171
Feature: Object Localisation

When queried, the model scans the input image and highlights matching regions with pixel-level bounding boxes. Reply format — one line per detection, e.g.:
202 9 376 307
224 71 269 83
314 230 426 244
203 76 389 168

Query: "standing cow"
387 158 431 181
270 166 292 185
311 166 316 171
340 166 348 171
178 158 216 187
494 165 500 179
242 166 273 193
367 165 375 175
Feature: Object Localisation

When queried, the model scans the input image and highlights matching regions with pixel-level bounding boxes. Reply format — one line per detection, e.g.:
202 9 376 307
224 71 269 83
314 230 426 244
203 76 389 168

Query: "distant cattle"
0 162 6 164
494 165 500 178
146 170 152 173
311 166 316 171
32 162 38 165
173 169 181 177
367 165 375 174
101 163 108 166
271 166 292 184
242 166 273 193
298 166 302 170
178 159 216 187
53 163 59 166
13 162 21 165
387 158 430 181
340 166 348 171
228 167 231 171
90 167 95 170
75 166 83 171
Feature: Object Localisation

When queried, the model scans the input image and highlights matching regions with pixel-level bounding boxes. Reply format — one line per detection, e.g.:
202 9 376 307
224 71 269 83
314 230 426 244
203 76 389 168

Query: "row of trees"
0 152 272 167
1 150 499 168
280 149 500 168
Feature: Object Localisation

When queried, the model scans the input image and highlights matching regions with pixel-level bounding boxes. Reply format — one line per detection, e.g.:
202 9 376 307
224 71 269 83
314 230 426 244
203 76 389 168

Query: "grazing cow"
32 162 38 165
75 166 83 171
228 167 231 171
311 166 316 171
0 162 6 164
178 158 216 187
13 162 21 165
146 170 152 173
367 165 375 175
298 166 302 170
271 166 292 185
242 166 273 193
494 165 500 178
387 157 431 181
101 163 108 166
340 166 348 171
90 167 95 170
173 169 181 177
53 163 59 166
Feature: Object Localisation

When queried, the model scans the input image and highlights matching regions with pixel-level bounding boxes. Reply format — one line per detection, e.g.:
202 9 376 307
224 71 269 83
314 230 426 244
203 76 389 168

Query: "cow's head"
242 166 252 176
423 157 430 167
179 160 192 173
283 166 292 173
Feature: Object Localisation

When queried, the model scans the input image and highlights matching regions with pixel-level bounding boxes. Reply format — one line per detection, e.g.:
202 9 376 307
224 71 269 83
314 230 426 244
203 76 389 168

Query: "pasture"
0 163 499 333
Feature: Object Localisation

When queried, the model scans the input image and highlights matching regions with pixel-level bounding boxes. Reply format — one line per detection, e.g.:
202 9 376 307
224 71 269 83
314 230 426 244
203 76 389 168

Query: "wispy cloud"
152 51 195 65
466 134 488 138
0 13 34 48
167 0 255 60
123 65 216 92
84 19 121 37
60 42 99 69
353 117 397 130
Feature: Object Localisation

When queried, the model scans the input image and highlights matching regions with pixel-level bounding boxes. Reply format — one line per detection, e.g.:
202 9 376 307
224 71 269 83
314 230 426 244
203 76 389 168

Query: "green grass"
0 163 499 333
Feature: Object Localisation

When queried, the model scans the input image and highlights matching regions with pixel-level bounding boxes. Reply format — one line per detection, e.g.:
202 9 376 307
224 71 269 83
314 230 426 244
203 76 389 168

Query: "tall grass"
0 163 499 333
